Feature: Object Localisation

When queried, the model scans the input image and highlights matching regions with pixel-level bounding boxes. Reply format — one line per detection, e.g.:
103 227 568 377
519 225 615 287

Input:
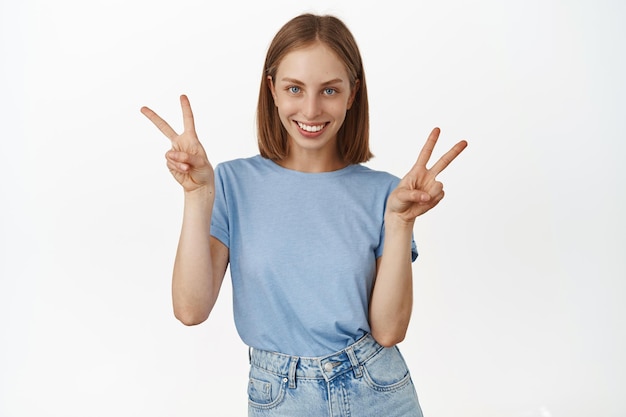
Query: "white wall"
1 1 624 416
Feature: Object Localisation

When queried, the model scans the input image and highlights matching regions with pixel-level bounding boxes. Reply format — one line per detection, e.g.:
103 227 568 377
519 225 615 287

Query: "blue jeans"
247 334 424 417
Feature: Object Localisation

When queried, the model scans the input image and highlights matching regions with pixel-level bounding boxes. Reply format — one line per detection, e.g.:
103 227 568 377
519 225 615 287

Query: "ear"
267 75 278 105
347 79 360 110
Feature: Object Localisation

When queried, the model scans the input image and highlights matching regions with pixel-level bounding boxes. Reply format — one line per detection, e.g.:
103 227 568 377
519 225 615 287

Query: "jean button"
324 362 333 372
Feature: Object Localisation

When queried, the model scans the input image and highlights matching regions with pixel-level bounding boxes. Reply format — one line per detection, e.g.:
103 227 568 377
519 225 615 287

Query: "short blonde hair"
257 14 372 163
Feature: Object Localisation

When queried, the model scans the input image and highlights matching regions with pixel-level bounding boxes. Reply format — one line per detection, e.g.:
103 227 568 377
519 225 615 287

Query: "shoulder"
351 164 399 179
347 164 401 190
215 155 270 177
216 155 264 170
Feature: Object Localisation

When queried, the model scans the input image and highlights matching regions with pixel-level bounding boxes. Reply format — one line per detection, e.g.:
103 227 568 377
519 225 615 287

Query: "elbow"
174 307 209 326
177 316 205 326
371 328 407 348
370 313 410 348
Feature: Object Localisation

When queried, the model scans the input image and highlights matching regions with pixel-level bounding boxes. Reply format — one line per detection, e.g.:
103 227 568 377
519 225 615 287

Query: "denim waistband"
249 334 384 386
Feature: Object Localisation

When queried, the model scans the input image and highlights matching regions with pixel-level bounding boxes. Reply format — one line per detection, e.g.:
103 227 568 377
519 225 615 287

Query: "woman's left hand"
386 127 468 224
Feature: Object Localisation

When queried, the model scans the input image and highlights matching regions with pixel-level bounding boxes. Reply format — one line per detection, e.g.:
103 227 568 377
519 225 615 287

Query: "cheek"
275 103 297 129
330 101 350 121
275 98 297 117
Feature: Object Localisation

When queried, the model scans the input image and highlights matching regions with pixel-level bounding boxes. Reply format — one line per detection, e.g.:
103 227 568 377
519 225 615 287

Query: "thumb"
395 188 431 204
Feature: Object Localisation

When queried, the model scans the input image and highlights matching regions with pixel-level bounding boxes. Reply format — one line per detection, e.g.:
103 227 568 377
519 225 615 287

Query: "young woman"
142 13 467 417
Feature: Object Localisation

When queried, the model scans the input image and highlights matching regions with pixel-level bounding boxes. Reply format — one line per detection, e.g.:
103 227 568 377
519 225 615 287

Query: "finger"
395 188 432 203
166 150 207 168
429 140 468 177
426 181 444 198
140 106 179 141
414 127 441 169
431 190 445 206
180 95 196 134
166 158 189 173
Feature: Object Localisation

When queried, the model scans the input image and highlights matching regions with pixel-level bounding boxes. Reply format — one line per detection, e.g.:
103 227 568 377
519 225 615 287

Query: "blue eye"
323 88 336 95
289 86 301 94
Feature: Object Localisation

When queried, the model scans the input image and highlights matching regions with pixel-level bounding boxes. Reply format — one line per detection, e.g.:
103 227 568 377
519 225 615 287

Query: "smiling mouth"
296 121 328 133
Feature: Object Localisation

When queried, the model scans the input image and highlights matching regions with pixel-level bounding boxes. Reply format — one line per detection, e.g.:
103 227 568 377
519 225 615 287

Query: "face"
268 42 358 166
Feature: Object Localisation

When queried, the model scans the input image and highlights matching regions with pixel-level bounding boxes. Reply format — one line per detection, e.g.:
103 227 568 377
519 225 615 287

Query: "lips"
296 121 327 133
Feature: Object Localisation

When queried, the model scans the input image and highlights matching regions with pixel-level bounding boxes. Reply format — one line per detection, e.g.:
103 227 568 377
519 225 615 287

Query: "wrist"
384 212 415 231
184 185 215 205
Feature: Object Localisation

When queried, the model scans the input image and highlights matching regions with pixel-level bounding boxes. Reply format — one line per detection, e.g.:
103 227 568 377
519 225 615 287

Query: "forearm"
369 215 414 347
172 186 217 325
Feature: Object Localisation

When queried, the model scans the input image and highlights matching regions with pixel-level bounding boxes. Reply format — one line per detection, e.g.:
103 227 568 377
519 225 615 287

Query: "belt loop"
248 347 252 364
346 346 362 378
288 356 299 389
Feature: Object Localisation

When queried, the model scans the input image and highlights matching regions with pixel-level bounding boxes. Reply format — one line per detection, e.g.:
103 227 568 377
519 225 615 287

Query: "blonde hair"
257 14 372 163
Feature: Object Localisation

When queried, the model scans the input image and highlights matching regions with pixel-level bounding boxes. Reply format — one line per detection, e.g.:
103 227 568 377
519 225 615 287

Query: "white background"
1 0 625 416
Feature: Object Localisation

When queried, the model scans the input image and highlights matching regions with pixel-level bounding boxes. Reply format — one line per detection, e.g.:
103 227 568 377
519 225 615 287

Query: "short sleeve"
376 223 419 262
210 164 230 248
376 176 418 262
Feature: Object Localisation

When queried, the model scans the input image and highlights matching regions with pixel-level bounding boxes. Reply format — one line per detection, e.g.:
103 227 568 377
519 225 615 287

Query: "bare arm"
141 95 229 325
369 218 415 347
369 128 467 347
172 188 229 325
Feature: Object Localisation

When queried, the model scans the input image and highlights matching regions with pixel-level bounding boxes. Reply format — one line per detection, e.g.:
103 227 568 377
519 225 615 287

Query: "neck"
278 149 348 173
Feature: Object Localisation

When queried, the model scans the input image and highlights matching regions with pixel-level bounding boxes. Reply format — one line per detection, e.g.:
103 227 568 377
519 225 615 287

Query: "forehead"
275 42 349 83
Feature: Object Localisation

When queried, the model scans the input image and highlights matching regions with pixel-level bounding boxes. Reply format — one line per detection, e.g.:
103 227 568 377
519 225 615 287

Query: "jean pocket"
362 346 412 392
247 366 288 409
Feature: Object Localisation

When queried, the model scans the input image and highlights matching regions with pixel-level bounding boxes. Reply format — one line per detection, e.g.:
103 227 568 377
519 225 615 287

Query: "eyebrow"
280 77 344 86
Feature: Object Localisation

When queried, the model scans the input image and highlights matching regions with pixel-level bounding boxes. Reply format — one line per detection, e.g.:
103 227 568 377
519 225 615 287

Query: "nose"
302 94 322 119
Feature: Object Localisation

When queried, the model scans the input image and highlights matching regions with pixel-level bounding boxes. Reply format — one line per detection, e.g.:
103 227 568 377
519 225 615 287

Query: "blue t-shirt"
211 155 417 356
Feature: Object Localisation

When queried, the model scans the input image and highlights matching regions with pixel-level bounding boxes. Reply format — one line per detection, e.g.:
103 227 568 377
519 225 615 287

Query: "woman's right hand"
141 95 213 193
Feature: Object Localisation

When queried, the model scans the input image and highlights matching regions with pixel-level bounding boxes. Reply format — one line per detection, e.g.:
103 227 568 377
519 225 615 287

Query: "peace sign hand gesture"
386 127 467 224
141 95 214 193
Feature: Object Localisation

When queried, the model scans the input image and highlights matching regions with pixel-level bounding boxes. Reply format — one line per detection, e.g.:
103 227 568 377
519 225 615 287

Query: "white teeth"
297 122 325 132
